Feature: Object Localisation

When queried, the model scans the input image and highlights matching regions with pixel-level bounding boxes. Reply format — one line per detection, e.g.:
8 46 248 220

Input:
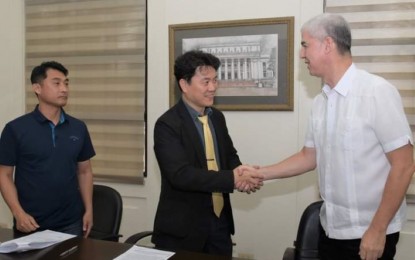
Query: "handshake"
233 165 265 194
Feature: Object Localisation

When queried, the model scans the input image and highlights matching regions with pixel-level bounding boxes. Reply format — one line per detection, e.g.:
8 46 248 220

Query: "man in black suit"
152 50 264 256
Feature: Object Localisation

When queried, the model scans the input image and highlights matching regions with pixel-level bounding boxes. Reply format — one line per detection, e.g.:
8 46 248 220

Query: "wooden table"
0 229 244 259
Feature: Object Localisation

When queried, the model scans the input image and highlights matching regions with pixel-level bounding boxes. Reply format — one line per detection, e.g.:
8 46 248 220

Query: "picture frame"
169 17 294 111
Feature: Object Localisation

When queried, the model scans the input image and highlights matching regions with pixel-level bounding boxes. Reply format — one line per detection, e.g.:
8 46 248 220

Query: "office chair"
283 200 323 260
88 184 123 242
124 231 153 245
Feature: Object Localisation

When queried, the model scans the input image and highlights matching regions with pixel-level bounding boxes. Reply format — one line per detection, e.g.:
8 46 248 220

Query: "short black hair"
174 50 220 88
30 61 68 84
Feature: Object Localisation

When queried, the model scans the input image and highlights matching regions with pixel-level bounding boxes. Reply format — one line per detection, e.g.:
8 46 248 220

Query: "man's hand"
233 165 264 193
82 210 93 238
359 226 386 260
14 210 39 233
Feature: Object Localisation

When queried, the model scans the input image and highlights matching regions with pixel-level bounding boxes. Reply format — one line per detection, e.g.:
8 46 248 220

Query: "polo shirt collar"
32 105 67 124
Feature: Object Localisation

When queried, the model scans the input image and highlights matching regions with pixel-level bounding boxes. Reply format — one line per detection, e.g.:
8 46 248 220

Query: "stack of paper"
114 246 175 260
0 230 75 253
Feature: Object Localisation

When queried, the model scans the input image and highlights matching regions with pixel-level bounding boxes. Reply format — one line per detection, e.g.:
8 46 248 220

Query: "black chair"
88 184 123 242
124 231 153 245
283 200 323 260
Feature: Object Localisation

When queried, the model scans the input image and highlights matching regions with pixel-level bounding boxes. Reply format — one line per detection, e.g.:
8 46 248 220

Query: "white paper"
0 230 75 253
113 245 175 260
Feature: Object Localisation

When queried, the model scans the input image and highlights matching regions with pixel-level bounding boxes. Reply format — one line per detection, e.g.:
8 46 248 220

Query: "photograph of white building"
183 34 278 97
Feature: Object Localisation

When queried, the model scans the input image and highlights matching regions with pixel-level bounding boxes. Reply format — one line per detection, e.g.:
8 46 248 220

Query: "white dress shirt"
305 63 413 239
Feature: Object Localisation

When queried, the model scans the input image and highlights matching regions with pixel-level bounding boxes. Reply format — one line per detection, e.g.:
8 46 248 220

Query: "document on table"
113 245 175 260
0 230 75 253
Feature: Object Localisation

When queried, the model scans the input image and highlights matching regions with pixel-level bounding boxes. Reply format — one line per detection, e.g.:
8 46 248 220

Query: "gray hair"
301 13 351 55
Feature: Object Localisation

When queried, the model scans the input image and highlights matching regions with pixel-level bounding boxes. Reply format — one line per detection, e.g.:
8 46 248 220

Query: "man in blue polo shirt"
0 61 95 237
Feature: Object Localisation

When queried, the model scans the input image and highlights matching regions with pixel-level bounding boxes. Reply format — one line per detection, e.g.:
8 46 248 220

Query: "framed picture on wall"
168 17 294 111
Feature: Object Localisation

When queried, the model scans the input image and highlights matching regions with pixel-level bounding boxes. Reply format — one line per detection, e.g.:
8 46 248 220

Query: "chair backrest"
89 184 123 242
293 200 323 260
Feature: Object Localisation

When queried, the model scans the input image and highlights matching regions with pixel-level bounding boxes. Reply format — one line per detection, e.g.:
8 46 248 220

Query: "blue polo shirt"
0 105 95 230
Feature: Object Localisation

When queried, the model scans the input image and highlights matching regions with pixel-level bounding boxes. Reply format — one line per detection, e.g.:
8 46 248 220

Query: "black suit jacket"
152 99 242 251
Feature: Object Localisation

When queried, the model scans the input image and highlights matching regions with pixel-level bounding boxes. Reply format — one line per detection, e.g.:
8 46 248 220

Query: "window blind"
324 0 415 193
25 0 146 183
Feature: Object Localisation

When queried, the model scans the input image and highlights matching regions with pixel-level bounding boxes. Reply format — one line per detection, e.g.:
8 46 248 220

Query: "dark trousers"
319 226 399 260
202 211 233 256
155 211 233 256
54 220 83 237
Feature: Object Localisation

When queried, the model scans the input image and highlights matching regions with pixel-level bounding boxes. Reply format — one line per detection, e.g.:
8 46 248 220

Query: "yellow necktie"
198 115 224 218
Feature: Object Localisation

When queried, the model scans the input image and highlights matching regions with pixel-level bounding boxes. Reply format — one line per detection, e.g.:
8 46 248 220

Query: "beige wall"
0 0 25 227
0 0 413 259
